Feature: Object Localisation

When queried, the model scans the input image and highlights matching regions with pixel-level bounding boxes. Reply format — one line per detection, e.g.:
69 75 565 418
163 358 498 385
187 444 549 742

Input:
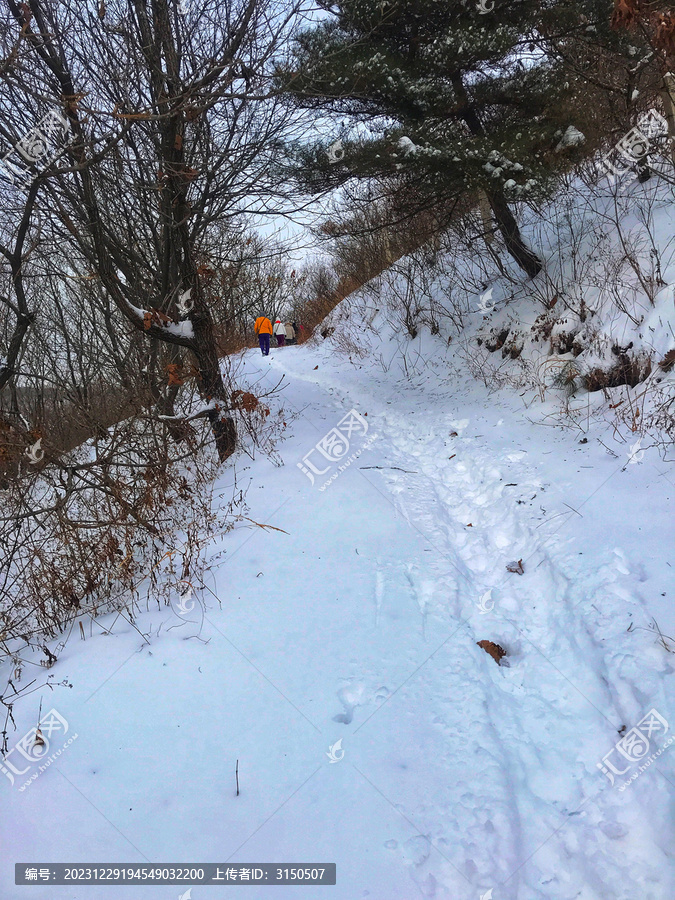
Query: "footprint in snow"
333 683 366 724
401 834 431 867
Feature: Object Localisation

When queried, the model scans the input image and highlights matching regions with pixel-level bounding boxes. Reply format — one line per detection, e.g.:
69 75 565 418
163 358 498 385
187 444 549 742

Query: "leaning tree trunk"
485 189 542 278
191 310 237 462
203 376 237 463
450 72 542 278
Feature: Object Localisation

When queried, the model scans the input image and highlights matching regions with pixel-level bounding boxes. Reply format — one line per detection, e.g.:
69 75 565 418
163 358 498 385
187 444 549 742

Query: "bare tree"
0 0 306 459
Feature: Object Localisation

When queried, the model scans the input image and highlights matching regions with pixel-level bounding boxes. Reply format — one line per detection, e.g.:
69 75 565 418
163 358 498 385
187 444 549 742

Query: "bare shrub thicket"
290 187 457 338
0 0 307 710
0 410 219 743
290 261 341 343
0 355 288 739
526 176 675 348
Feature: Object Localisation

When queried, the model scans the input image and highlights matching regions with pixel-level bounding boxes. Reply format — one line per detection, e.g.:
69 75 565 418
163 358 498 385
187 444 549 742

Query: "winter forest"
1 0 675 897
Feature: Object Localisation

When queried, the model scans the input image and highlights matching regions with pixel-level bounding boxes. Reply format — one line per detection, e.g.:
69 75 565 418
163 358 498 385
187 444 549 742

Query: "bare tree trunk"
485 189 542 278
451 71 542 278
191 307 236 460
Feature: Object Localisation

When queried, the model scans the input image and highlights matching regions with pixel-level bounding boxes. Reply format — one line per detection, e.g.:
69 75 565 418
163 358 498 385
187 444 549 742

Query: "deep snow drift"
3 299 675 898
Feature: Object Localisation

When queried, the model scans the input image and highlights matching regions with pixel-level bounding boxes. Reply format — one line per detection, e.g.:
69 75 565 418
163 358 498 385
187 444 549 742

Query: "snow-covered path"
3 331 675 900
251 334 675 898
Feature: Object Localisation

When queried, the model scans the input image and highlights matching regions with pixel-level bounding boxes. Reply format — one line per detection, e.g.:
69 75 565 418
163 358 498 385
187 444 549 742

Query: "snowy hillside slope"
331 171 675 453
2 297 674 899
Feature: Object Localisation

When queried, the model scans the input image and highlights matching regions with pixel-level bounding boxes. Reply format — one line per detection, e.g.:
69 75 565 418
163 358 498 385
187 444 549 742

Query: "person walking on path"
285 322 295 344
254 315 273 356
274 318 286 347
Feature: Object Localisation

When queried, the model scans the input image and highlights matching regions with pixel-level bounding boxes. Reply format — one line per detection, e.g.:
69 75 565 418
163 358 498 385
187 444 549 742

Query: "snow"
554 126 586 152
162 320 195 340
397 136 417 155
124 302 194 339
3 307 674 898
4 170 675 898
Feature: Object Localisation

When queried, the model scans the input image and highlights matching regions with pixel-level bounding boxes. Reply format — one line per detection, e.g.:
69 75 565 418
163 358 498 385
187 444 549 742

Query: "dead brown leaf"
659 348 675 372
477 639 507 665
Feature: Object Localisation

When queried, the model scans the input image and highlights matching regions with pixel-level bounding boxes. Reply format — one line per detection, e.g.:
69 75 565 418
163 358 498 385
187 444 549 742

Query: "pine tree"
610 0 675 154
280 0 610 277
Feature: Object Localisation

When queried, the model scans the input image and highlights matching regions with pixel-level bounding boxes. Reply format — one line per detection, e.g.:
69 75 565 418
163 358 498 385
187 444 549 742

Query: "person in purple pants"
274 319 286 347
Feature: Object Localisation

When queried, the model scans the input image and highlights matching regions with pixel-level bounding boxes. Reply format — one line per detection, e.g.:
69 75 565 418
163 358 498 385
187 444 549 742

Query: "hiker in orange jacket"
254 316 273 356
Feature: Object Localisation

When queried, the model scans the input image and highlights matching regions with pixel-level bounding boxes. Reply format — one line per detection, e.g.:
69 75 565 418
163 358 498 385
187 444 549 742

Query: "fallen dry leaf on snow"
477 640 507 665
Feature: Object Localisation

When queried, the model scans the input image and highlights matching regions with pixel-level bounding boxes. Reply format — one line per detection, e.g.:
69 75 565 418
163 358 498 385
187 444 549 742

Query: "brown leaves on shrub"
659 349 675 372
166 364 184 386
0 419 26 469
165 362 200 386
506 559 525 575
611 0 640 30
477 640 507 665
655 12 675 55
231 390 259 411
143 308 173 330
197 262 215 279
